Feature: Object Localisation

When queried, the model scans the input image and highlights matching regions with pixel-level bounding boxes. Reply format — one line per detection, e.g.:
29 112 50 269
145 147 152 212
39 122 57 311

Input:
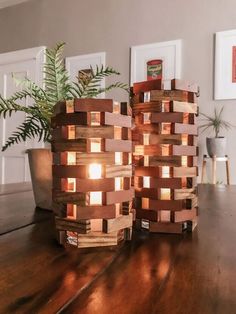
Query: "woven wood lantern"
132 79 199 234
51 99 133 248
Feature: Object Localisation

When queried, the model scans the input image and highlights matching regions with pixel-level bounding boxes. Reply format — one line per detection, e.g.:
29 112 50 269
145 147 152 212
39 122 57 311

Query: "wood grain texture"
74 98 113 112
133 79 162 94
145 90 195 103
171 79 199 93
103 214 133 233
2 185 236 314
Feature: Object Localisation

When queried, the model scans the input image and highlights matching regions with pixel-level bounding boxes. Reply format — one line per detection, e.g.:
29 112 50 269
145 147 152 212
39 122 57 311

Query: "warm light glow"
115 177 122 191
142 198 149 209
161 123 171 134
67 178 76 192
68 125 75 139
67 152 76 165
143 176 150 188
91 219 102 231
114 126 122 139
143 113 151 124
159 210 171 222
160 188 171 200
182 134 188 145
67 204 77 219
115 152 122 165
162 166 170 178
113 101 120 113
89 164 102 179
144 155 149 166
128 153 132 165
90 138 101 152
90 192 102 205
182 156 188 166
143 133 150 145
162 145 170 156
116 203 121 215
90 112 100 125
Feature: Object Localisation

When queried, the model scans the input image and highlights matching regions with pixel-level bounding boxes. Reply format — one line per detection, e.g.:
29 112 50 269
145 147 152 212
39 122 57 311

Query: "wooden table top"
0 184 236 314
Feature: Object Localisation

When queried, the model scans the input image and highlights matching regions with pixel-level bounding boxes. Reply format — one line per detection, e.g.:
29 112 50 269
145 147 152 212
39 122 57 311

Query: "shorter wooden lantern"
132 79 199 234
52 99 133 248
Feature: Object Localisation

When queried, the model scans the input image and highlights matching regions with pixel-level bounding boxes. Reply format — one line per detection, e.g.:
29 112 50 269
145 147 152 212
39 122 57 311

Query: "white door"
0 46 45 184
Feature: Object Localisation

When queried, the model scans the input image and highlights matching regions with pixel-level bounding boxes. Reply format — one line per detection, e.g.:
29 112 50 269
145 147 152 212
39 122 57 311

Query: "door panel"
0 47 45 184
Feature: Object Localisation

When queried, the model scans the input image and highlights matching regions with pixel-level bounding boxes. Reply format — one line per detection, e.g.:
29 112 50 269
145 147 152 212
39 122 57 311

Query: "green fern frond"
0 95 35 118
2 115 42 151
44 42 70 103
73 65 123 98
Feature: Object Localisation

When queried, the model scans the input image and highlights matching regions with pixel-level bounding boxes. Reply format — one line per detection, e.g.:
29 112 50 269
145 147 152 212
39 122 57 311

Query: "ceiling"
0 0 30 9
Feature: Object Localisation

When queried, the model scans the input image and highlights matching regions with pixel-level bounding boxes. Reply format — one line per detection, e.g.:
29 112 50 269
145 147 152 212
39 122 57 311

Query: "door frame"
0 46 46 184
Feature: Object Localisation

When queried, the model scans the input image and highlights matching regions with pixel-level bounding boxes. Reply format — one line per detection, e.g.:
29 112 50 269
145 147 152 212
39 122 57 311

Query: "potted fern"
0 43 128 209
199 107 234 157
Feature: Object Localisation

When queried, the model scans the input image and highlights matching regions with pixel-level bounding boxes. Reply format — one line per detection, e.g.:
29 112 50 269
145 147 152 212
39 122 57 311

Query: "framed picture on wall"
215 29 236 100
66 52 106 98
130 39 182 85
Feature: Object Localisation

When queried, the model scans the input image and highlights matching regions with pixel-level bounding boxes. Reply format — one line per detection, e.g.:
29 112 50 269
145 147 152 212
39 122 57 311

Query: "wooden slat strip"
103 112 132 128
55 217 91 234
105 165 132 178
174 123 198 135
174 207 198 222
146 90 195 103
52 191 86 204
105 139 132 152
75 152 115 165
53 165 87 178
76 204 116 220
103 214 133 233
170 101 198 114
74 98 113 112
173 167 197 178
151 112 184 123
75 178 115 192
172 145 197 156
75 126 114 139
171 79 199 93
133 79 162 94
76 231 122 248
51 113 88 127
149 221 186 233
51 140 87 152
106 189 134 205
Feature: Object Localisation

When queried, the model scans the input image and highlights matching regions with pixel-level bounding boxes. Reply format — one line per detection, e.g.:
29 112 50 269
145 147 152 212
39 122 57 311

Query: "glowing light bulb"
115 177 123 191
143 176 150 188
90 139 101 152
160 188 171 200
67 152 76 165
90 192 102 205
162 166 170 178
142 198 149 209
89 164 102 179
115 152 122 165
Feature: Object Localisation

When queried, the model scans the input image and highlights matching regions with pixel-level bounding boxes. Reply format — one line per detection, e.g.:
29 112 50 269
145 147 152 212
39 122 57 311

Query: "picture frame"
66 52 106 98
214 29 236 100
130 39 182 85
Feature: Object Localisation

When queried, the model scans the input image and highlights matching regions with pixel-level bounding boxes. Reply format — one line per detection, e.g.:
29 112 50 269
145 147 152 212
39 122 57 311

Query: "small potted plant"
199 106 234 157
0 42 128 209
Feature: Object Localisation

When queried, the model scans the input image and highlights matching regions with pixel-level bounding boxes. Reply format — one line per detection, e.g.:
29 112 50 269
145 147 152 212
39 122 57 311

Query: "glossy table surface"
0 184 236 314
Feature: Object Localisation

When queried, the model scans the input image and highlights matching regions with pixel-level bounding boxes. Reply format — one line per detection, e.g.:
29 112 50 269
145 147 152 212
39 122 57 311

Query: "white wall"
0 0 236 183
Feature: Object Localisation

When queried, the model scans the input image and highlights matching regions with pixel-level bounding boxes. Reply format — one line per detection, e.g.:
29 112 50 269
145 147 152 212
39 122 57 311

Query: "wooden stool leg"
226 156 230 185
201 158 206 183
212 155 216 184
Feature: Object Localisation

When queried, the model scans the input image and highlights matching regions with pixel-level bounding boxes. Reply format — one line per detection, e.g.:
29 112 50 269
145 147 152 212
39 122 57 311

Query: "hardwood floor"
1 184 236 314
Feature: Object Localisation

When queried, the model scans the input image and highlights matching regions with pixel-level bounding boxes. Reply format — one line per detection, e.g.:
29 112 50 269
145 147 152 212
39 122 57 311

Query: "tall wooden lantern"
52 99 133 248
132 79 199 234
